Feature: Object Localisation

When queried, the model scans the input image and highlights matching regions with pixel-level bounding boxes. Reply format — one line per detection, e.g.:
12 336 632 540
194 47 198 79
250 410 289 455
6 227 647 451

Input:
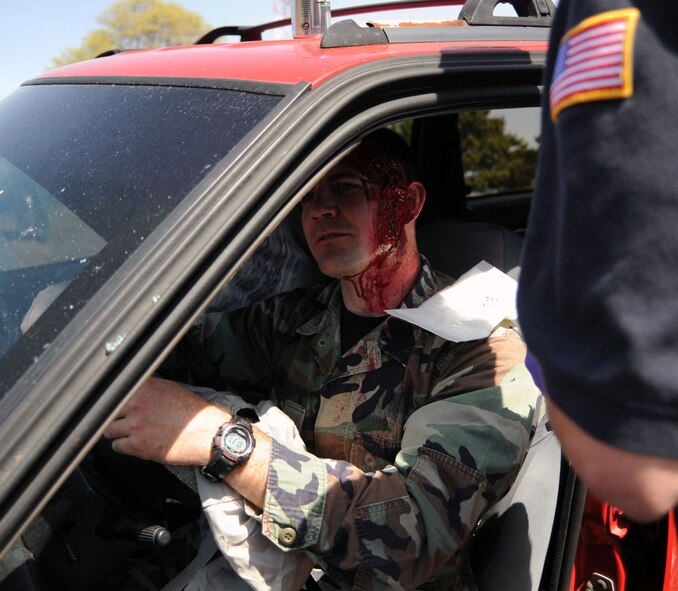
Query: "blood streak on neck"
344 153 411 313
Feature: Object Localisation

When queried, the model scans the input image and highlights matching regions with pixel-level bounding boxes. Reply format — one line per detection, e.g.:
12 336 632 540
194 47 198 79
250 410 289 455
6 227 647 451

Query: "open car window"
459 107 540 232
461 107 540 198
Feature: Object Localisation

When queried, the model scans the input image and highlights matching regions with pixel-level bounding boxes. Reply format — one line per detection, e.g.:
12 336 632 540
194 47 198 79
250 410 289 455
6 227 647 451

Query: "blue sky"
0 0 469 100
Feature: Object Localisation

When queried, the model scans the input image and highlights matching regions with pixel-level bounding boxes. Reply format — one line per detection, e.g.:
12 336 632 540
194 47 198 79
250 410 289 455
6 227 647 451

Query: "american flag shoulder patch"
550 8 640 121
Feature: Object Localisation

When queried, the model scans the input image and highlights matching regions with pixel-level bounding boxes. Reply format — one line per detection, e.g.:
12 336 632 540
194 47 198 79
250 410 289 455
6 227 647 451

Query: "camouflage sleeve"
159 298 279 393
260 331 540 589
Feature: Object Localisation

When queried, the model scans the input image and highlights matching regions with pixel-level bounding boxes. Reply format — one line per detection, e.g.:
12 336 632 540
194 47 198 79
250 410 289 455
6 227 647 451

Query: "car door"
0 44 548 588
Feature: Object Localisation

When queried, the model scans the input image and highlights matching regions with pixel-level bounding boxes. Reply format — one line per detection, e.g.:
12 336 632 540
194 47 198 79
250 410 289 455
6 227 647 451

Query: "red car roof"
38 36 547 89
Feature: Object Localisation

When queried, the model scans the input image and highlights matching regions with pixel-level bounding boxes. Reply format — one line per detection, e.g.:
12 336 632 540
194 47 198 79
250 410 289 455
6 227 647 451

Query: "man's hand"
103 377 229 466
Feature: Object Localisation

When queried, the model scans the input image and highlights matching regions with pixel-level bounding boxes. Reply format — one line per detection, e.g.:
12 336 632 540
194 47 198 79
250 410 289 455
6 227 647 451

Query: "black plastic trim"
384 24 550 43
23 75 293 97
321 19 389 48
543 465 586 591
460 0 556 26
95 49 125 58
321 18 550 48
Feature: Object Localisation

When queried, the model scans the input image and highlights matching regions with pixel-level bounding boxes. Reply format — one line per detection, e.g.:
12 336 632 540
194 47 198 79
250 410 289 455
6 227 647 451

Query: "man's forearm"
104 377 271 508
546 398 678 522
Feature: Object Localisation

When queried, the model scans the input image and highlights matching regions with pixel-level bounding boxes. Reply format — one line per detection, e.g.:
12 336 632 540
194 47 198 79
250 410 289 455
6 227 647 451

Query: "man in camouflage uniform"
105 130 541 590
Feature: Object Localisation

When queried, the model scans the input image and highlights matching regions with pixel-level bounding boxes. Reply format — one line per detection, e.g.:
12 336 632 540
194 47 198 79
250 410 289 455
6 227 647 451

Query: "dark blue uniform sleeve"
518 0 678 459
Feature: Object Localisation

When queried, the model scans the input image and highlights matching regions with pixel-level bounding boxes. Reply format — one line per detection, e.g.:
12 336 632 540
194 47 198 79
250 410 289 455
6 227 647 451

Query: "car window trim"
24 75 294 97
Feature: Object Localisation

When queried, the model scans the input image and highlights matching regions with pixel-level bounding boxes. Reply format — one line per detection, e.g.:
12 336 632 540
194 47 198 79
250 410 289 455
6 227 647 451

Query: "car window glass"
0 158 106 273
0 83 284 380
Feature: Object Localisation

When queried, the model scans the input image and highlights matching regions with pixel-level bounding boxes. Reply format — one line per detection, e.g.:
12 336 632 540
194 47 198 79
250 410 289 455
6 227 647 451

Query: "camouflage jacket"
169 261 541 590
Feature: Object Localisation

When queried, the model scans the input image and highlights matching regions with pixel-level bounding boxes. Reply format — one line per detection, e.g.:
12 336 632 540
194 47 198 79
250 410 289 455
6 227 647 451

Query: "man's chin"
317 265 345 280
315 258 360 280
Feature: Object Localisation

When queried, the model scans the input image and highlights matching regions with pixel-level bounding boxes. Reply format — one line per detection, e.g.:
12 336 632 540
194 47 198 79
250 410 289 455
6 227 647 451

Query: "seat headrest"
418 220 523 280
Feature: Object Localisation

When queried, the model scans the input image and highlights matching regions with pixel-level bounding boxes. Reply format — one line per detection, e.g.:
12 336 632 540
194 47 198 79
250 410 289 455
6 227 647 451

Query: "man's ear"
405 181 426 224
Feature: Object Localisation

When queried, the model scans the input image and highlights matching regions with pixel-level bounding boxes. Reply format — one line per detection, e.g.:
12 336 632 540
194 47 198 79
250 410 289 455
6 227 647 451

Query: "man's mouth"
315 230 351 244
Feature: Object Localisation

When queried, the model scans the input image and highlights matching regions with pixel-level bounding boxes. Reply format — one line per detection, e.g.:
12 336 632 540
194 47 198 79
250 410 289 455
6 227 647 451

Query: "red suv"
0 1 674 589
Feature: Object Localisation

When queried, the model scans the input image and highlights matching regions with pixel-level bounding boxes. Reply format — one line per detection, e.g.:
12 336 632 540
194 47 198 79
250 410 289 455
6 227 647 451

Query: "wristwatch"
200 408 258 483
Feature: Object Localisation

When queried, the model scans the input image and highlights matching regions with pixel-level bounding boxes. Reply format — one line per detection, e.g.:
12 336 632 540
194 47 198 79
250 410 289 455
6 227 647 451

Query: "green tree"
459 110 538 194
51 0 210 68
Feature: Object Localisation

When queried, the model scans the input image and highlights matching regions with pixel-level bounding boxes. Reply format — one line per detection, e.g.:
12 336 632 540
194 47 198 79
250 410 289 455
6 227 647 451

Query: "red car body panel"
37 36 548 88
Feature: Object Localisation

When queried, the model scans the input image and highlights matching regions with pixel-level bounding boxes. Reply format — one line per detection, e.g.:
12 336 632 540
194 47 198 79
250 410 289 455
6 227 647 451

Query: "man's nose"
307 185 338 218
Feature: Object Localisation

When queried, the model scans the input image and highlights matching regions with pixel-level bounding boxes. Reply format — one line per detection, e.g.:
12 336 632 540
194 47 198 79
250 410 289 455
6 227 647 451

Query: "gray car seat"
472 415 563 591
418 219 524 279
418 218 569 590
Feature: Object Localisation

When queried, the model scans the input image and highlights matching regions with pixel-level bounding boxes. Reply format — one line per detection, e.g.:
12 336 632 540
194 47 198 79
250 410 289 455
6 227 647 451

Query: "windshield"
0 82 283 380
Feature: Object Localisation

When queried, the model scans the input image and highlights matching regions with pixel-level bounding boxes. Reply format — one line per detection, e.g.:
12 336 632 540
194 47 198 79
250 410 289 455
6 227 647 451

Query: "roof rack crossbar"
196 0 467 44
195 0 555 45
459 0 556 26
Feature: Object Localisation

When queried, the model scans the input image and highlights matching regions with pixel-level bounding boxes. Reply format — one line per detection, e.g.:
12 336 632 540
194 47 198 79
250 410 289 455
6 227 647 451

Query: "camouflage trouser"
103 519 202 591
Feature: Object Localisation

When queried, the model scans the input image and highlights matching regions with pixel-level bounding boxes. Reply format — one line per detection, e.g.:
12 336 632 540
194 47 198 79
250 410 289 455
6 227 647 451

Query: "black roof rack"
195 0 556 44
460 0 554 26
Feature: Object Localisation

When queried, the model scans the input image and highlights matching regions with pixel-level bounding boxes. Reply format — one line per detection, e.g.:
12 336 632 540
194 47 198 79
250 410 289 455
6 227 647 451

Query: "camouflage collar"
398 255 438 310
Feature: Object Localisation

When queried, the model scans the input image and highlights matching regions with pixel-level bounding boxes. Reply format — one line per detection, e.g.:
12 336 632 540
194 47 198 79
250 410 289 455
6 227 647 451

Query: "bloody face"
301 141 413 311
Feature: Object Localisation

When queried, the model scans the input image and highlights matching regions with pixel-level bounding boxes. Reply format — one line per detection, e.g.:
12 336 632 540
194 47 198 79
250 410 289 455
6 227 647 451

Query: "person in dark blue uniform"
518 0 678 522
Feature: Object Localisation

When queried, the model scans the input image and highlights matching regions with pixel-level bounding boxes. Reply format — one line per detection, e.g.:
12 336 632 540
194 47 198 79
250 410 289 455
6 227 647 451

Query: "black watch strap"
234 406 259 423
200 450 240 483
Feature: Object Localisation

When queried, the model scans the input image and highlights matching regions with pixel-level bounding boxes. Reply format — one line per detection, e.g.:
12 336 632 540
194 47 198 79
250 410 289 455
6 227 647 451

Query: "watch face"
224 428 249 455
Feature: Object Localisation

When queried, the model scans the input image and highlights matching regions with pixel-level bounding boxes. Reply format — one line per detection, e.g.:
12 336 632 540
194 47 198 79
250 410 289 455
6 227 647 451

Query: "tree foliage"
391 113 537 195
459 110 538 194
51 0 210 68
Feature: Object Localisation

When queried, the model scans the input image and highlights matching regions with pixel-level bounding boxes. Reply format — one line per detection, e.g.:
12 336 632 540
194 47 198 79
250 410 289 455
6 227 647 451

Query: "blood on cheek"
344 157 411 312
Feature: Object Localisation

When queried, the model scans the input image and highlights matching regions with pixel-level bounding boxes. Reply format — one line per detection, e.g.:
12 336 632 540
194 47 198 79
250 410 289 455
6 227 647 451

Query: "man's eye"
301 192 313 206
334 181 363 194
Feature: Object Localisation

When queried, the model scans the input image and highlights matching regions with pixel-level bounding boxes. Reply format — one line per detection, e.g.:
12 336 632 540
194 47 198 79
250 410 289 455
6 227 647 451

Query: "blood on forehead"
342 138 414 312
349 140 409 194
349 139 411 252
